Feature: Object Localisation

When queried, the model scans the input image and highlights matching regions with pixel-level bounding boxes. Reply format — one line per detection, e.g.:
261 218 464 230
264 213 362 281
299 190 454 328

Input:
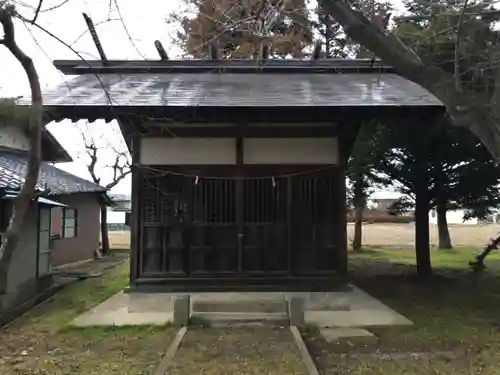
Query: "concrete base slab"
302 285 413 328
69 284 412 329
290 292 351 311
306 309 412 328
128 292 173 313
320 328 377 343
70 291 173 327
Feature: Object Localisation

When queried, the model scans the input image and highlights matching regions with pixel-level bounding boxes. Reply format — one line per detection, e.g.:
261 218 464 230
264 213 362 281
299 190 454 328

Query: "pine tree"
376 116 500 250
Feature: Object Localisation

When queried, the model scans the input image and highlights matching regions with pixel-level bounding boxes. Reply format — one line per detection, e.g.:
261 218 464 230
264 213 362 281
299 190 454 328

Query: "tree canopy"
376 116 500 248
171 0 314 58
316 0 391 58
322 0 500 163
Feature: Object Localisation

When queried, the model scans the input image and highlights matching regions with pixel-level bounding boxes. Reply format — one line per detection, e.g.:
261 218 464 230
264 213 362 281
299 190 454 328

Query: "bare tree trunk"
470 235 500 269
0 8 42 293
352 205 363 252
436 199 453 249
100 205 110 255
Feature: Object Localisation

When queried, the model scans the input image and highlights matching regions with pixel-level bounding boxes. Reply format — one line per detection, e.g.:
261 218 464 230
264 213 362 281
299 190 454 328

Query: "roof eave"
41 128 73 162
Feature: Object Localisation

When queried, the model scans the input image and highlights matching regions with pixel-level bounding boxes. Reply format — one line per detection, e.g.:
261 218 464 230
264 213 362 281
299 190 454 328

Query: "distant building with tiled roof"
0 152 106 195
0 124 111 315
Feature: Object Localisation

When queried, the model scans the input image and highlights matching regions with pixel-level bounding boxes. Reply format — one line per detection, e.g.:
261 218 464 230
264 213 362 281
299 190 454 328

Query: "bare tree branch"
112 0 145 58
80 127 101 184
77 124 131 255
31 0 42 24
322 0 500 163
395 9 500 22
454 0 469 92
105 151 131 190
0 4 42 290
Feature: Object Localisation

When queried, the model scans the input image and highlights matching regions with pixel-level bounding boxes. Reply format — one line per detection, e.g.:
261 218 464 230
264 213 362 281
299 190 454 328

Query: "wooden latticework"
136 167 341 279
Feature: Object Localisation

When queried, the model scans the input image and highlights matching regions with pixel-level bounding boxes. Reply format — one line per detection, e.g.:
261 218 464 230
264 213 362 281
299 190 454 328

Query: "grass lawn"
351 245 500 269
169 327 307 375
304 247 500 375
0 263 176 375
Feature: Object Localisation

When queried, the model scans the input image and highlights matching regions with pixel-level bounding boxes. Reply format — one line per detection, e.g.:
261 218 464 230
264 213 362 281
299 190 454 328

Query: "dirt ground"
169 328 307 375
109 224 498 250
108 231 131 249
347 223 498 248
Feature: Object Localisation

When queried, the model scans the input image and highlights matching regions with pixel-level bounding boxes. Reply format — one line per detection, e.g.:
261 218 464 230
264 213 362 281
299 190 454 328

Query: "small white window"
63 208 77 238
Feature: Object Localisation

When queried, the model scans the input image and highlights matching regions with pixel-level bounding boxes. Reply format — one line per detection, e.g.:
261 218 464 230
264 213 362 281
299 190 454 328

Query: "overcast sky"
0 0 405 198
0 0 183 194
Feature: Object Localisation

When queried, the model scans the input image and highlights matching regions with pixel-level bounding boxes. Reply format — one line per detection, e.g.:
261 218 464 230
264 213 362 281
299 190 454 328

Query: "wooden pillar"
235 120 245 275
336 166 348 277
336 121 361 277
129 134 141 286
236 133 244 275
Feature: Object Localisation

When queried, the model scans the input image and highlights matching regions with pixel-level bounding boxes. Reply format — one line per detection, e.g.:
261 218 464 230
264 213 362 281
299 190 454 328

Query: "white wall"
140 138 236 165
243 138 338 164
139 137 338 165
429 209 479 225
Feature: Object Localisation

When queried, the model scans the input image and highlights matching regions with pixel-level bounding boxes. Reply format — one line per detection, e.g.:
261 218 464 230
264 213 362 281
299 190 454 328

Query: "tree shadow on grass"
304 257 500 375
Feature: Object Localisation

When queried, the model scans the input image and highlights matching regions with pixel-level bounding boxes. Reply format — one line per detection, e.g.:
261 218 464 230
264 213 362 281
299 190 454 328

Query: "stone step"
192 300 288 314
190 312 290 328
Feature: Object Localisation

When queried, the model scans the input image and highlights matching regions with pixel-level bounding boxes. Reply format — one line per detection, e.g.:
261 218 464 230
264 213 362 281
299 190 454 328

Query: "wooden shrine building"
34 58 442 291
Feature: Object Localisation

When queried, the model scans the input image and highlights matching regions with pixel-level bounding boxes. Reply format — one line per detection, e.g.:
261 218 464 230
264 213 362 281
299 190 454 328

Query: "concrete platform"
300 287 413 328
69 285 412 328
71 292 173 327
320 328 377 343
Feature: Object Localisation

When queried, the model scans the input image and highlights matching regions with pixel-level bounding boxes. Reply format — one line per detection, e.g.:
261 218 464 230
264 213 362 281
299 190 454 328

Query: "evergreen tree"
346 121 388 252
315 0 391 58
377 116 500 249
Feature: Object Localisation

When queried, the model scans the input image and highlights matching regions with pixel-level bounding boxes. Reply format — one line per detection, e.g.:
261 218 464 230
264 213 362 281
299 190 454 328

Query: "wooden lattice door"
241 177 290 275
290 169 337 275
140 173 190 277
188 178 238 275
138 167 339 279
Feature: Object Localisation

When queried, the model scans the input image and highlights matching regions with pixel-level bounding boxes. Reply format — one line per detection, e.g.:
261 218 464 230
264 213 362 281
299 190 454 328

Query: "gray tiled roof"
35 72 442 107
0 164 46 192
0 152 106 195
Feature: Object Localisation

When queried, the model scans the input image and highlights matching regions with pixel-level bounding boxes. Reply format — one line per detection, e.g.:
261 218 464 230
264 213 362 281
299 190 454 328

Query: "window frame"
50 206 63 240
37 206 52 278
62 207 78 238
